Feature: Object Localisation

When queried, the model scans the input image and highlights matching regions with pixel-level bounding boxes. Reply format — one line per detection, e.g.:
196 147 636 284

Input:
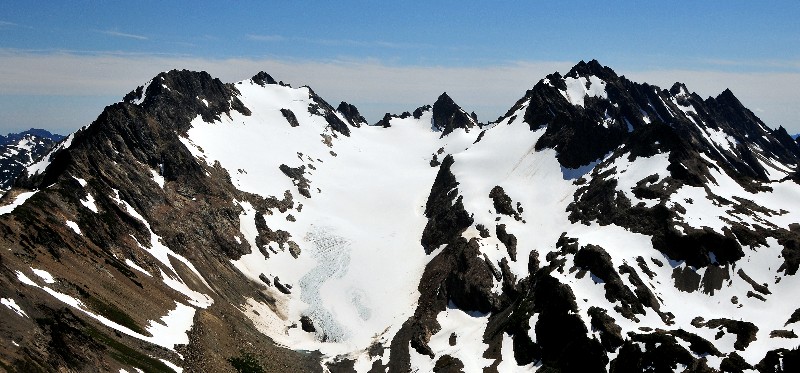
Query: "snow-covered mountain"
0 129 63 193
1 61 799 372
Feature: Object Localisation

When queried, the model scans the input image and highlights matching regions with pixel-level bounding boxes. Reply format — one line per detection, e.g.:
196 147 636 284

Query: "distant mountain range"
0 129 63 192
1 61 800 372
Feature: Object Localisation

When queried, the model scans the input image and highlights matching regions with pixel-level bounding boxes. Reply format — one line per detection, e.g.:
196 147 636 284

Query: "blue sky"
1 1 799 134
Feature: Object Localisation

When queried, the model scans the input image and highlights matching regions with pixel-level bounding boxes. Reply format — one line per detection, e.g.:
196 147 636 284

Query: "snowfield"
181 74 800 371
6 62 800 372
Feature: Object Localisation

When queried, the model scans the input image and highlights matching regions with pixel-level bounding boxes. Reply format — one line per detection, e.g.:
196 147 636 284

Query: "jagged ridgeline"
0 61 799 372
0 129 63 193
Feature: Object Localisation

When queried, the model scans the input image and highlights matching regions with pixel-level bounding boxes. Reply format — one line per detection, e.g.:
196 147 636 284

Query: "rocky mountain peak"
304 87 352 137
336 101 367 128
713 87 746 110
122 69 250 127
413 104 432 119
3 64 800 373
499 59 800 180
432 92 477 137
152 69 217 96
251 71 278 86
565 59 619 82
435 91 454 104
669 82 691 97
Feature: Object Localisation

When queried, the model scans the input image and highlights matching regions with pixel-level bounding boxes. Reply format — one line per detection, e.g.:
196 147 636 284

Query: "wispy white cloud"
99 29 148 40
0 20 31 30
300 37 433 49
0 50 567 121
245 34 285 42
246 34 433 49
698 58 800 71
0 50 798 133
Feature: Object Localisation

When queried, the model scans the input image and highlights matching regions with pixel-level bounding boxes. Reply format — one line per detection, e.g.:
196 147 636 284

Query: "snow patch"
111 190 213 308
0 191 37 216
66 220 81 235
497 332 536 371
125 259 152 277
150 169 165 188
414 301 493 372
1 298 27 317
16 270 196 354
81 193 99 213
560 75 608 107
31 268 56 284
145 302 196 350
602 152 671 208
26 132 75 176
159 359 183 373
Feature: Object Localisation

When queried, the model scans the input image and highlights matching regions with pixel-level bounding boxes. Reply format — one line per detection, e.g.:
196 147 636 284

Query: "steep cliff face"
1 62 800 373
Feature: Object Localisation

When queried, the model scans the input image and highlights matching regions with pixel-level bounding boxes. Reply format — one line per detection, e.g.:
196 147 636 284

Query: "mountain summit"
431 92 479 137
1 62 800 372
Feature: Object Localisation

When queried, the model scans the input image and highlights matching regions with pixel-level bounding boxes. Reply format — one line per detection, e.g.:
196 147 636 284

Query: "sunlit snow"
0 191 37 216
1 298 27 318
560 75 608 107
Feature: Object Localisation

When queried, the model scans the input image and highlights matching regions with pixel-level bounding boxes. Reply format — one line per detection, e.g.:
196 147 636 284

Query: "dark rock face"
611 332 700 373
280 108 300 127
433 354 464 372
442 238 497 314
564 109 796 274
654 227 744 268
721 352 753 372
374 113 395 128
0 69 326 372
488 186 521 221
530 273 607 372
386 237 497 370
575 244 647 319
495 224 517 261
518 59 800 176
300 315 316 333
274 277 292 294
336 101 367 128
251 71 278 86
694 317 759 351
413 105 431 119
526 61 634 168
421 155 473 254
254 210 297 257
279 164 311 198
431 93 477 137
306 87 352 137
588 306 624 351
786 308 800 326
757 348 800 373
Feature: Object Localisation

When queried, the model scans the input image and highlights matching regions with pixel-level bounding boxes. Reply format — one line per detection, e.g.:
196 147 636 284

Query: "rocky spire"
431 92 476 137
251 71 278 86
336 101 367 128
